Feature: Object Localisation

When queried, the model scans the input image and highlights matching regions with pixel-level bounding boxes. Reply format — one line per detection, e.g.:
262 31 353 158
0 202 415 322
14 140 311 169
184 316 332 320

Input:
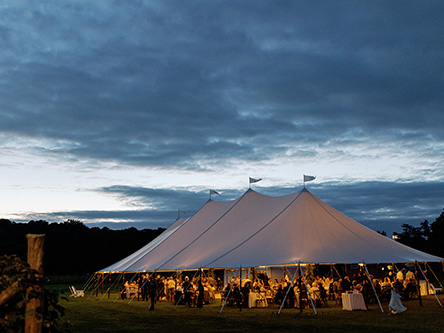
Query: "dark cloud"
1 1 443 169
1 2 443 232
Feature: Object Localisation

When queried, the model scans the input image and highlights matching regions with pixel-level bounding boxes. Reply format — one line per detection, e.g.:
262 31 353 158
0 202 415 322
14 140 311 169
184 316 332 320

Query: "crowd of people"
120 267 423 312
222 268 421 310
121 274 223 309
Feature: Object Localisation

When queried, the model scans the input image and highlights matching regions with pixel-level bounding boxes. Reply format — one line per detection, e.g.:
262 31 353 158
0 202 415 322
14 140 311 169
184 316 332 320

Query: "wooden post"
108 273 111 299
96 274 99 297
25 234 45 333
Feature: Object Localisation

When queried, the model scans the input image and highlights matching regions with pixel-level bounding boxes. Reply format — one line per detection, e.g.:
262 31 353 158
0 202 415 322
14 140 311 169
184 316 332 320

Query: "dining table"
341 292 367 311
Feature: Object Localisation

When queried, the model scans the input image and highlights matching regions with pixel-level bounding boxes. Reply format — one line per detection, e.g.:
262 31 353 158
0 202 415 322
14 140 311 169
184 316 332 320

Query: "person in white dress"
389 287 407 314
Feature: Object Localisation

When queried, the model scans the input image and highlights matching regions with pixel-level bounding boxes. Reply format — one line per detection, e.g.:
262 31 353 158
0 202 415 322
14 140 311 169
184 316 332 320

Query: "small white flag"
249 177 262 184
303 175 316 182
178 209 187 215
209 189 220 195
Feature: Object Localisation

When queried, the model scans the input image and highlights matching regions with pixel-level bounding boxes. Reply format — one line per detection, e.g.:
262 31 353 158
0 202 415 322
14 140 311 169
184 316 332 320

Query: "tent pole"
219 275 236 314
99 273 111 300
108 273 111 299
414 262 423 307
239 265 242 312
363 264 383 312
298 264 303 313
81 272 96 294
417 262 443 307
111 272 124 302
426 262 444 290
174 269 199 310
300 267 317 315
333 264 342 279
96 274 99 297
278 265 298 314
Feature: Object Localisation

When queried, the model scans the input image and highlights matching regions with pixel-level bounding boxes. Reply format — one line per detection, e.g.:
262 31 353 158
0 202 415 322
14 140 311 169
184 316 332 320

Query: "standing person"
147 275 157 310
183 276 192 307
197 278 205 308
167 277 176 302
142 275 149 301
140 275 146 301
156 275 165 302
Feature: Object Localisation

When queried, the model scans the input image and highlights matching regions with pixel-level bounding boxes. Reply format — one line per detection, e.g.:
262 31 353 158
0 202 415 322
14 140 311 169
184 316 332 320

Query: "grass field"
57 290 444 332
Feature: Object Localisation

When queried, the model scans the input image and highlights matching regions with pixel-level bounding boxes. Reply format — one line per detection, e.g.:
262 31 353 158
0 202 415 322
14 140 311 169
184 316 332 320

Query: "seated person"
403 278 416 300
352 280 363 293
381 277 392 291
341 276 352 292
309 283 320 300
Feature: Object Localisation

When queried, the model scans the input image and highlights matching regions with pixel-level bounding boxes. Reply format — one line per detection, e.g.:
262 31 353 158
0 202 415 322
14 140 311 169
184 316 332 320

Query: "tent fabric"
99 188 443 272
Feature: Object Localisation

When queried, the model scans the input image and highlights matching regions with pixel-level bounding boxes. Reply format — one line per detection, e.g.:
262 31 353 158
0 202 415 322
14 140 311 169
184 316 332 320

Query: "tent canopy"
99 188 443 272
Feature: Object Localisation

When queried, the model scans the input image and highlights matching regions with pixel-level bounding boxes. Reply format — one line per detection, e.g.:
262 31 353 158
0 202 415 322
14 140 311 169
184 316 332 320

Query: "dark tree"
0 219 165 275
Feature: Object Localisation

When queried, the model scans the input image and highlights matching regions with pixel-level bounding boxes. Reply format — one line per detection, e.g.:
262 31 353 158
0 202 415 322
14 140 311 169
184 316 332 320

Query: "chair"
69 286 84 297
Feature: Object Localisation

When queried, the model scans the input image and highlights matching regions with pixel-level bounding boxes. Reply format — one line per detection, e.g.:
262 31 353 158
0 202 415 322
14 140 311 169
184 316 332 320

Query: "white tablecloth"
342 293 366 311
248 293 268 308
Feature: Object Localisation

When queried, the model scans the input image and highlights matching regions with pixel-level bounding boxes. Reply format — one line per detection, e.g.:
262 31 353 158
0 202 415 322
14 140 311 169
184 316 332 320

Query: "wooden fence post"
25 234 45 333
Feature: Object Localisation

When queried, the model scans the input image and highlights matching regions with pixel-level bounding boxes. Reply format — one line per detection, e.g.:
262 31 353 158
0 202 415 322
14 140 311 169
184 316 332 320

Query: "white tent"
99 188 443 272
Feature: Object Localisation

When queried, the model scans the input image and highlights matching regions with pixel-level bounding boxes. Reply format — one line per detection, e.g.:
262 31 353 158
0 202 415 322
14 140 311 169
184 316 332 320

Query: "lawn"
57 290 444 332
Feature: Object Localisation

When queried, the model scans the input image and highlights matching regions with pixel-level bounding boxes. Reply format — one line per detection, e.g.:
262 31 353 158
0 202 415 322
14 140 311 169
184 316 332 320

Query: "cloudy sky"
1 1 443 236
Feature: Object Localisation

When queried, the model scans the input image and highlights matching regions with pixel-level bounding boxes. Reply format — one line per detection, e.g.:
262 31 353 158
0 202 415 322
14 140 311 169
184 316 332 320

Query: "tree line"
0 219 165 275
1 209 443 276
393 208 444 258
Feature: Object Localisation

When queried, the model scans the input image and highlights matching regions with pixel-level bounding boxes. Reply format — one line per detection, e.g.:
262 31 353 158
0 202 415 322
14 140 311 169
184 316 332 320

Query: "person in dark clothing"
147 276 157 310
341 276 352 292
285 282 295 308
140 275 148 301
182 276 193 307
275 284 284 305
241 282 251 308
156 275 165 302
197 279 205 308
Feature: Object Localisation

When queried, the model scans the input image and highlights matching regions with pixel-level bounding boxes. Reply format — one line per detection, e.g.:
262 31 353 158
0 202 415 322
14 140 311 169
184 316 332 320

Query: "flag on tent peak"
303 175 316 182
249 177 262 184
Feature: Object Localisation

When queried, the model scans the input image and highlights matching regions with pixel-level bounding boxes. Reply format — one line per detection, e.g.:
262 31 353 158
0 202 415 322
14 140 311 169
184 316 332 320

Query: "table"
342 292 366 311
248 293 268 308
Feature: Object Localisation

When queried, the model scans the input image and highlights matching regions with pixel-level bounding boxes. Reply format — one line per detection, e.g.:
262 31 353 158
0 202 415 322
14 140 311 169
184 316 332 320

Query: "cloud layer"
1 1 443 235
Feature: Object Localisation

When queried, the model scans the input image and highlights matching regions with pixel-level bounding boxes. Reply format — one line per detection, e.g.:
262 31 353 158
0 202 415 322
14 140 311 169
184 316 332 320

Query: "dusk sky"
1 1 443 236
